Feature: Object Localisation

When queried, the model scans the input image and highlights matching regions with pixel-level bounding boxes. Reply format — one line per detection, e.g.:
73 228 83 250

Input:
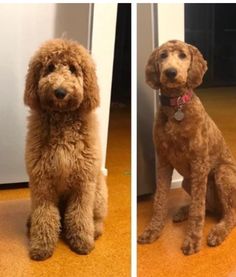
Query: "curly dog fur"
138 40 236 255
24 39 107 260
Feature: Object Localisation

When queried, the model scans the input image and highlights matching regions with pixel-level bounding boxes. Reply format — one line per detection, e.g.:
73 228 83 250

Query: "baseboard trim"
0 182 28 190
101 168 108 177
171 178 183 189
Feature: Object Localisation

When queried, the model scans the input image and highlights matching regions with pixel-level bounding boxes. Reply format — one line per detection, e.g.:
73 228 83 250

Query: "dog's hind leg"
93 172 108 240
207 164 236 247
26 215 31 237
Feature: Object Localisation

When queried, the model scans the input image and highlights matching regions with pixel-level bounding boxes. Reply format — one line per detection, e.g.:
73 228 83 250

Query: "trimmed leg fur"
207 165 236 247
181 162 208 255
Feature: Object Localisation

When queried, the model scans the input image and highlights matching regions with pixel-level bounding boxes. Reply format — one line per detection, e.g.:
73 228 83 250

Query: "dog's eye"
43 64 55 76
179 52 187 59
69 65 77 74
160 52 168 59
46 64 55 73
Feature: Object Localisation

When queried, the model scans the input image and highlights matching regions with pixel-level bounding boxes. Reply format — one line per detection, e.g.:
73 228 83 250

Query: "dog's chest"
44 124 98 190
157 121 192 177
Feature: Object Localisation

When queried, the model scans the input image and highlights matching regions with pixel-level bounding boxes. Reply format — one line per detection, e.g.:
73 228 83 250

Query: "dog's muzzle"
164 68 177 80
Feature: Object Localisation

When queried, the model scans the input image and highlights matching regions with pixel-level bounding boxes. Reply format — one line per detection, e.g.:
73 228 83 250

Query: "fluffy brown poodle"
138 40 236 255
24 39 107 260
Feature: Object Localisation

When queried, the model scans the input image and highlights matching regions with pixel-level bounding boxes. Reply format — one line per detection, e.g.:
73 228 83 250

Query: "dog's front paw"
94 221 104 240
207 225 227 247
68 234 95 255
29 247 53 261
137 229 160 244
181 236 201 255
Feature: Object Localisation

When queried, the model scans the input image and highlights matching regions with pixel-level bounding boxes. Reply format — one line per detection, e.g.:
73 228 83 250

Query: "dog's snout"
54 88 66 99
165 68 177 79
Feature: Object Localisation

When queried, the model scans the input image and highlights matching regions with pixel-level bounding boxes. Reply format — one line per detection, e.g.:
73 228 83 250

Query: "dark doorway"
111 4 131 105
185 4 236 87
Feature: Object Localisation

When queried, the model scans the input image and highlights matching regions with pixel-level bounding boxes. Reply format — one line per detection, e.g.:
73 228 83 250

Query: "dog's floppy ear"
80 51 100 112
145 48 161 90
187 44 207 89
24 54 42 110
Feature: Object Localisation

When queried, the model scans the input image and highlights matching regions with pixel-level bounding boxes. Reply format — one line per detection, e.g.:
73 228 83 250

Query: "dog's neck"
159 86 190 97
43 109 89 129
159 87 196 121
159 89 193 107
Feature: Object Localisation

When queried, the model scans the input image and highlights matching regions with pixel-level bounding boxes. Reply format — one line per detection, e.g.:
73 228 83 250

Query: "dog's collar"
159 90 193 107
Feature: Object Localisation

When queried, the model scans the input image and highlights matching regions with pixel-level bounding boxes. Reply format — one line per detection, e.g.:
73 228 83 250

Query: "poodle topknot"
24 39 107 261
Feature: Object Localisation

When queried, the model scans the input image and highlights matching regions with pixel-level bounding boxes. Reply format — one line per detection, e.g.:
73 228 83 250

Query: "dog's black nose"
165 68 177 79
54 88 66 99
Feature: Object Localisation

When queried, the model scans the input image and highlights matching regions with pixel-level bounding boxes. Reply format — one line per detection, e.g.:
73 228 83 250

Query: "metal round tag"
174 110 184 121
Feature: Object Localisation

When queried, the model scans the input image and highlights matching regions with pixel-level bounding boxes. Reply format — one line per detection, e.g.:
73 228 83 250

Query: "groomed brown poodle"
138 40 236 255
24 39 107 260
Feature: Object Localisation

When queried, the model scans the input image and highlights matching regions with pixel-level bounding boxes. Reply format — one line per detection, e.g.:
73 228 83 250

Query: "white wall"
0 4 58 183
157 4 184 45
0 3 115 183
92 4 117 174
